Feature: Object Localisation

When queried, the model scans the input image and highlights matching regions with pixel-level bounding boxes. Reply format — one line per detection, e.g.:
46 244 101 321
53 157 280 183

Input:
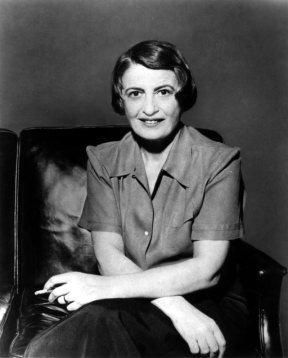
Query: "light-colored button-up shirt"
79 124 244 270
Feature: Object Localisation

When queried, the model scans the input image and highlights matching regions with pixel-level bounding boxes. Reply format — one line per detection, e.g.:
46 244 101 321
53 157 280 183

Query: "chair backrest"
17 126 129 288
0 129 17 286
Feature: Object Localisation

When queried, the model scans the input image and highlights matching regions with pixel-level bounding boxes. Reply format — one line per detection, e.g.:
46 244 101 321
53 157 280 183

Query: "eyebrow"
124 87 143 95
154 85 176 91
124 84 176 94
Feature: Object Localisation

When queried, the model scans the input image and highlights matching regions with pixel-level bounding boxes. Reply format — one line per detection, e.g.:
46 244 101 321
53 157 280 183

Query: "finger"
187 337 199 355
64 293 74 303
196 335 210 355
204 331 219 357
51 284 69 298
218 348 225 358
48 284 69 302
218 345 225 358
209 348 219 358
57 296 66 305
212 326 226 357
44 273 70 291
67 302 81 311
210 350 219 358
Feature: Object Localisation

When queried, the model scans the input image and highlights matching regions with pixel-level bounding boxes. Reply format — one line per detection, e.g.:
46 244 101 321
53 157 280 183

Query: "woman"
25 40 249 358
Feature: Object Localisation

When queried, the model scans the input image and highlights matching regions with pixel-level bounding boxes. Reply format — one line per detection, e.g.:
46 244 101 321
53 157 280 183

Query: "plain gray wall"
0 0 287 355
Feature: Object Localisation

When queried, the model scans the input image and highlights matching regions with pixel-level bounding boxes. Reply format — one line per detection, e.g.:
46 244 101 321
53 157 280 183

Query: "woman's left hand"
153 296 226 357
41 272 111 311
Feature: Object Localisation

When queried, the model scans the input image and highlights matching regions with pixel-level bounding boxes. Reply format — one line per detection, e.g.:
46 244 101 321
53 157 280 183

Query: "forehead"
121 63 180 89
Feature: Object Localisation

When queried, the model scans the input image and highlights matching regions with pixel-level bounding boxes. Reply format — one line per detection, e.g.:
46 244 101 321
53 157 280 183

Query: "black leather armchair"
0 126 286 358
0 130 18 355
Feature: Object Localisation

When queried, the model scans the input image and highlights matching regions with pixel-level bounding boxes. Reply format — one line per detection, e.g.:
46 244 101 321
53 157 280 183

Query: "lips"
139 118 164 126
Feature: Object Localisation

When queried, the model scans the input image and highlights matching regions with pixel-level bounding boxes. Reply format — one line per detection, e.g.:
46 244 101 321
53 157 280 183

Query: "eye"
158 89 172 96
128 90 141 98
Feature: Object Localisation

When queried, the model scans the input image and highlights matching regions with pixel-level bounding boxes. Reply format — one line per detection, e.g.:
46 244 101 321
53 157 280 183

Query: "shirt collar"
162 125 195 188
109 124 196 188
109 131 139 177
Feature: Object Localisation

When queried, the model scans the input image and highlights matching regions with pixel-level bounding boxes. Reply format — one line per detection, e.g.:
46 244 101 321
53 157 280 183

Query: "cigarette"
35 289 52 295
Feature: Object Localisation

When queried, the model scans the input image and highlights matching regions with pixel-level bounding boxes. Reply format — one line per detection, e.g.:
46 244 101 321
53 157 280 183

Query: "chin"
135 129 168 142
135 131 179 149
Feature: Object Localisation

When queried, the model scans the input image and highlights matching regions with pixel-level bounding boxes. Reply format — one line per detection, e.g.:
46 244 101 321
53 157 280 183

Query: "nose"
142 95 158 116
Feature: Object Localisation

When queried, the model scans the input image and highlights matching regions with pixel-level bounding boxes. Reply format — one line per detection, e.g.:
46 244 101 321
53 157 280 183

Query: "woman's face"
121 63 181 142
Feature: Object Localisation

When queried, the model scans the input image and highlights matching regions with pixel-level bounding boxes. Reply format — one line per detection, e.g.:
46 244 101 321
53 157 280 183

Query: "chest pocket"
170 199 195 227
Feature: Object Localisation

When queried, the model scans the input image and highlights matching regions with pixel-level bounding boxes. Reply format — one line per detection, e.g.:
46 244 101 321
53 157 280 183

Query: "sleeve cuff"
191 226 244 241
78 219 122 235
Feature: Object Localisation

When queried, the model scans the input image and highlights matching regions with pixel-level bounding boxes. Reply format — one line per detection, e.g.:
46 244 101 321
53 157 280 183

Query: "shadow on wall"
0 0 287 355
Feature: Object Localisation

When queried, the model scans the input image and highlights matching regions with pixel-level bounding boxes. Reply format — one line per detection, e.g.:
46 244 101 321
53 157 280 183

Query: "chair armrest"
0 285 18 357
234 240 287 279
0 285 16 336
233 240 287 358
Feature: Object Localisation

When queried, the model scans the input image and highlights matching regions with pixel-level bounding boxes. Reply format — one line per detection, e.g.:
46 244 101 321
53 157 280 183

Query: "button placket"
130 170 154 262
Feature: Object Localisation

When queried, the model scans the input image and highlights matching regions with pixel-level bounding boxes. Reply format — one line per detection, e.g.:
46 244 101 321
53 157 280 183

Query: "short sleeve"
78 146 122 234
191 148 245 241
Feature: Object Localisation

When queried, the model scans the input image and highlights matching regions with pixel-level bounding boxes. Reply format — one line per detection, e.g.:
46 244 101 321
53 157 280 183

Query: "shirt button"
144 231 149 236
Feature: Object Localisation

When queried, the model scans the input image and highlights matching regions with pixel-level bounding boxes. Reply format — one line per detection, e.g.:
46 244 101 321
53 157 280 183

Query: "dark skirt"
24 292 251 358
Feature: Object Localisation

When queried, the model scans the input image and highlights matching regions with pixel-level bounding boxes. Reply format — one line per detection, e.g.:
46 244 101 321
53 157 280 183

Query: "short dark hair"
111 40 197 115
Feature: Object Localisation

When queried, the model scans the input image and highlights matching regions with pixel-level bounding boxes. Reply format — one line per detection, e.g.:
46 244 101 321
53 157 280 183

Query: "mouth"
139 118 164 126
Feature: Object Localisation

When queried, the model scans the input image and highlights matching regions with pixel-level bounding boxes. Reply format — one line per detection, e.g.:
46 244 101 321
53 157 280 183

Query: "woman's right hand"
41 272 116 311
152 296 226 357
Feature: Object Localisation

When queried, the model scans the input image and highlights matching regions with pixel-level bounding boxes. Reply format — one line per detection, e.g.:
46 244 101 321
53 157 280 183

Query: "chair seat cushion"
9 289 68 357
